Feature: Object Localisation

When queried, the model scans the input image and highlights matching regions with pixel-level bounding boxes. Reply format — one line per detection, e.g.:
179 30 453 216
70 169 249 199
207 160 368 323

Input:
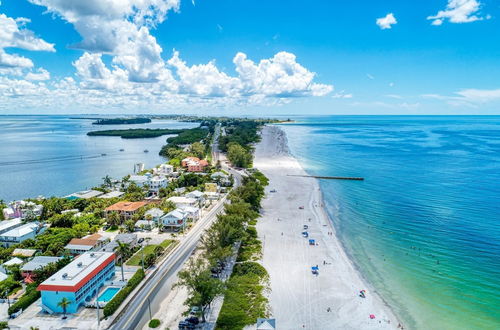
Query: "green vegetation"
227 142 252 168
148 319 161 328
219 120 262 152
92 117 151 125
8 284 40 315
103 268 145 317
166 127 209 146
57 297 72 318
87 128 184 139
126 239 175 266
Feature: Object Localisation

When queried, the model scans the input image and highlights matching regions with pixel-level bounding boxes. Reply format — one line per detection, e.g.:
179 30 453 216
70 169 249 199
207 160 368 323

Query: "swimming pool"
97 287 120 302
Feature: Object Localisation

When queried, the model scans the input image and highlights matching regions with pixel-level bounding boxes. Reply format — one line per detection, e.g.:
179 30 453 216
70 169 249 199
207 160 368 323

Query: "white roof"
0 272 7 281
164 209 186 220
130 175 148 182
135 220 154 227
211 171 228 178
21 256 60 271
186 190 204 198
99 191 125 199
145 208 164 217
150 176 166 182
3 257 24 266
40 252 114 287
168 196 196 205
67 190 103 199
65 244 94 251
1 222 40 238
0 219 22 233
180 206 199 213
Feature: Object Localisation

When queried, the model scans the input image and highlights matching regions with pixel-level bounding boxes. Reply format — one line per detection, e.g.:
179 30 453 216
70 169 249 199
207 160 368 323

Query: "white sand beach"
254 126 400 329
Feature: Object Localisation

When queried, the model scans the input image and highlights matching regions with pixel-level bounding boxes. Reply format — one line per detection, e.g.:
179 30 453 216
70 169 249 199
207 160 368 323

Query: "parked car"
270 189 277 193
138 237 145 244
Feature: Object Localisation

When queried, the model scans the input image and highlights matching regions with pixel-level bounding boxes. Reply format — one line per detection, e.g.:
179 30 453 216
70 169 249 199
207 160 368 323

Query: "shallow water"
282 116 500 330
0 115 197 201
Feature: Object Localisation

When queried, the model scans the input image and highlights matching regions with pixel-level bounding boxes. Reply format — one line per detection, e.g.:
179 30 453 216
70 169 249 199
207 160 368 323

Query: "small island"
92 117 152 125
87 128 185 139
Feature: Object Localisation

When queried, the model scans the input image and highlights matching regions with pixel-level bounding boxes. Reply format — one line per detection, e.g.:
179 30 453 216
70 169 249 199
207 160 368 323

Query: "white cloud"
25 67 50 80
0 13 54 69
427 0 487 25
332 90 353 99
422 88 500 107
376 13 397 30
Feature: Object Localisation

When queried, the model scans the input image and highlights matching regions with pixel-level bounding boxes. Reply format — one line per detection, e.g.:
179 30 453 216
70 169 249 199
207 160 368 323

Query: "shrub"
149 319 161 328
103 268 145 317
8 287 40 315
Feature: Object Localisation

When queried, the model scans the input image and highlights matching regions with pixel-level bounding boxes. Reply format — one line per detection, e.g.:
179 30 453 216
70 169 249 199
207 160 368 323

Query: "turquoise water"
281 116 500 330
0 115 197 201
98 287 120 302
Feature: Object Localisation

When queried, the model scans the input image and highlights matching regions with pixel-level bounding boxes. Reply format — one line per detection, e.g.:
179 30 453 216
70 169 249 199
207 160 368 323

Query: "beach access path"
254 125 399 329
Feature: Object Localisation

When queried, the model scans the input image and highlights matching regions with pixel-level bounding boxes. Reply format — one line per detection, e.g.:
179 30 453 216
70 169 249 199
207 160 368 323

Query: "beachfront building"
65 190 104 200
144 208 164 223
149 175 168 193
181 157 209 172
98 191 125 199
167 196 197 209
160 209 187 231
21 256 61 281
65 234 108 255
104 201 148 221
0 222 47 247
129 175 149 187
37 252 116 314
2 201 43 220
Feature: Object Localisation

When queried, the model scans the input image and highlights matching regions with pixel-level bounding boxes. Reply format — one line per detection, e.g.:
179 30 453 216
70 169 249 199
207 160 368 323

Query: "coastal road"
110 194 230 330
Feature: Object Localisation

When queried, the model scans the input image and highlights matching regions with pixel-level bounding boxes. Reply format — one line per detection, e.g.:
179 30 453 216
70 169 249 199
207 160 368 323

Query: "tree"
144 253 156 268
57 297 71 319
227 143 252 168
190 142 206 159
102 175 113 188
107 211 121 227
115 241 130 282
176 258 225 323
124 220 135 233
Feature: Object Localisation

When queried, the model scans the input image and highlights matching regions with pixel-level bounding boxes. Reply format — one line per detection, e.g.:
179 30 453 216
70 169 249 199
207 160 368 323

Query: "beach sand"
254 126 400 329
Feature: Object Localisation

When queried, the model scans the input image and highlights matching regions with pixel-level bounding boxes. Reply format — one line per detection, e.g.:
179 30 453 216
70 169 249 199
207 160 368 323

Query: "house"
0 222 47 247
167 196 197 209
181 157 209 172
186 190 205 201
98 191 125 199
12 248 37 258
0 272 7 282
205 192 220 201
174 187 186 194
104 201 148 221
38 252 116 314
154 164 174 176
129 175 149 187
256 318 276 330
21 256 61 281
0 218 23 235
65 234 108 255
144 208 164 222
65 190 104 200
100 233 138 252
149 175 168 193
179 206 200 221
0 257 24 274
2 201 43 220
205 183 218 193
211 172 231 186
160 209 187 231
134 220 154 231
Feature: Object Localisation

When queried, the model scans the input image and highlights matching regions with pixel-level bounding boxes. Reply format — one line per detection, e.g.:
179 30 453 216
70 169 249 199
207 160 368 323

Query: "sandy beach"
254 126 400 329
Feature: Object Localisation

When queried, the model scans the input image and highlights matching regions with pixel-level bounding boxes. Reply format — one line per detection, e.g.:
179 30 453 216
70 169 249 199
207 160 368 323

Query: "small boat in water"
101 153 107 156
143 149 149 153
119 149 125 152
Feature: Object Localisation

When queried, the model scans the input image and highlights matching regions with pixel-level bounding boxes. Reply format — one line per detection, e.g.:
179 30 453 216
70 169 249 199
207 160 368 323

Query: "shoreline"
254 125 402 329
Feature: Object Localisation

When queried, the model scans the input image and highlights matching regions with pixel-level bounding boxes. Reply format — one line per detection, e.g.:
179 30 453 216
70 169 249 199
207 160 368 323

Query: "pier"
287 174 364 181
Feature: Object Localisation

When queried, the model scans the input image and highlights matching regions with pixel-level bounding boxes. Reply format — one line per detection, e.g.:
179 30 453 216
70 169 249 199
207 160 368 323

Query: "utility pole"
96 300 100 330
148 297 152 321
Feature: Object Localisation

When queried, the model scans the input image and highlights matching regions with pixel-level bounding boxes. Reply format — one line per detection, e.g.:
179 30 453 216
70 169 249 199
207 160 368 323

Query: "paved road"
111 127 242 330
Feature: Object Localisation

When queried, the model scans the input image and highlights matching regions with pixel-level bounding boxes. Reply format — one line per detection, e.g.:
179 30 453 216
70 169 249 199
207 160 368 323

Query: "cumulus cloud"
0 13 54 69
25 67 50 80
427 0 487 25
376 13 397 29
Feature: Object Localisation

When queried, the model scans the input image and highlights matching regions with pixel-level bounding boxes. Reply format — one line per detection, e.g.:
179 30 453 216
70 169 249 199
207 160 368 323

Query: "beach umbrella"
370 314 376 319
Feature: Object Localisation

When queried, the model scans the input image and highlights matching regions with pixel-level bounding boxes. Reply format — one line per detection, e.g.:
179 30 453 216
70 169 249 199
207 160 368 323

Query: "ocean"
281 116 500 330
0 115 197 201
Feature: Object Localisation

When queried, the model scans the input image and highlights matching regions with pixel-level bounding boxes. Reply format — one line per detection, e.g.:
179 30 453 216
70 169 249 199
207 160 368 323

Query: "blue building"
38 252 115 314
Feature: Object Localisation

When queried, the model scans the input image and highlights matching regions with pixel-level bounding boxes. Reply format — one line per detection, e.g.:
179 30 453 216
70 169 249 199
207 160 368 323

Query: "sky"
0 0 499 115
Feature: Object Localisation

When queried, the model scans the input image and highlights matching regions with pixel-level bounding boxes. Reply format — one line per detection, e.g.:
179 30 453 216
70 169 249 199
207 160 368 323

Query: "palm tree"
115 240 130 282
102 175 112 188
57 297 71 319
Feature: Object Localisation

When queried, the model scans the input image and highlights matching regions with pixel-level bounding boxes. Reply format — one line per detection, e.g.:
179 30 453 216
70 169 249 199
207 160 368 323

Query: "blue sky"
1 0 499 115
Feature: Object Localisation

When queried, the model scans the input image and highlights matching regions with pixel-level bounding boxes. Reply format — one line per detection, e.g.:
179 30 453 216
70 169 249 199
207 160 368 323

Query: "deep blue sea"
281 116 500 330
0 115 197 201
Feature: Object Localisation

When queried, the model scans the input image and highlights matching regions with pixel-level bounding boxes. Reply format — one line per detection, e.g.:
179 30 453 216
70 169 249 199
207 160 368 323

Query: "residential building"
160 209 187 231
186 190 205 201
149 175 168 193
104 201 148 221
0 218 23 235
154 164 174 176
205 183 218 193
98 191 125 199
167 196 197 209
0 257 24 275
144 208 164 222
256 318 276 330
134 163 145 174
134 220 154 231
65 234 108 255
21 256 61 281
65 190 104 200
205 192 220 201
0 272 7 282
100 233 138 252
2 201 43 220
180 206 200 221
181 157 209 172
38 252 116 314
0 222 47 247
12 248 36 258
211 172 231 186
129 175 149 187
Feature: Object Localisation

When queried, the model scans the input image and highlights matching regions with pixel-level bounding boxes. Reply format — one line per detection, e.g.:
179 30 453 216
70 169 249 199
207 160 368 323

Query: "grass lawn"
126 239 175 266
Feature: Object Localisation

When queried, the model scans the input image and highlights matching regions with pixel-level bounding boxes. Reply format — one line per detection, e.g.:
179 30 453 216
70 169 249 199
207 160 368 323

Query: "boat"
143 149 149 153
119 149 124 152
101 153 107 156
